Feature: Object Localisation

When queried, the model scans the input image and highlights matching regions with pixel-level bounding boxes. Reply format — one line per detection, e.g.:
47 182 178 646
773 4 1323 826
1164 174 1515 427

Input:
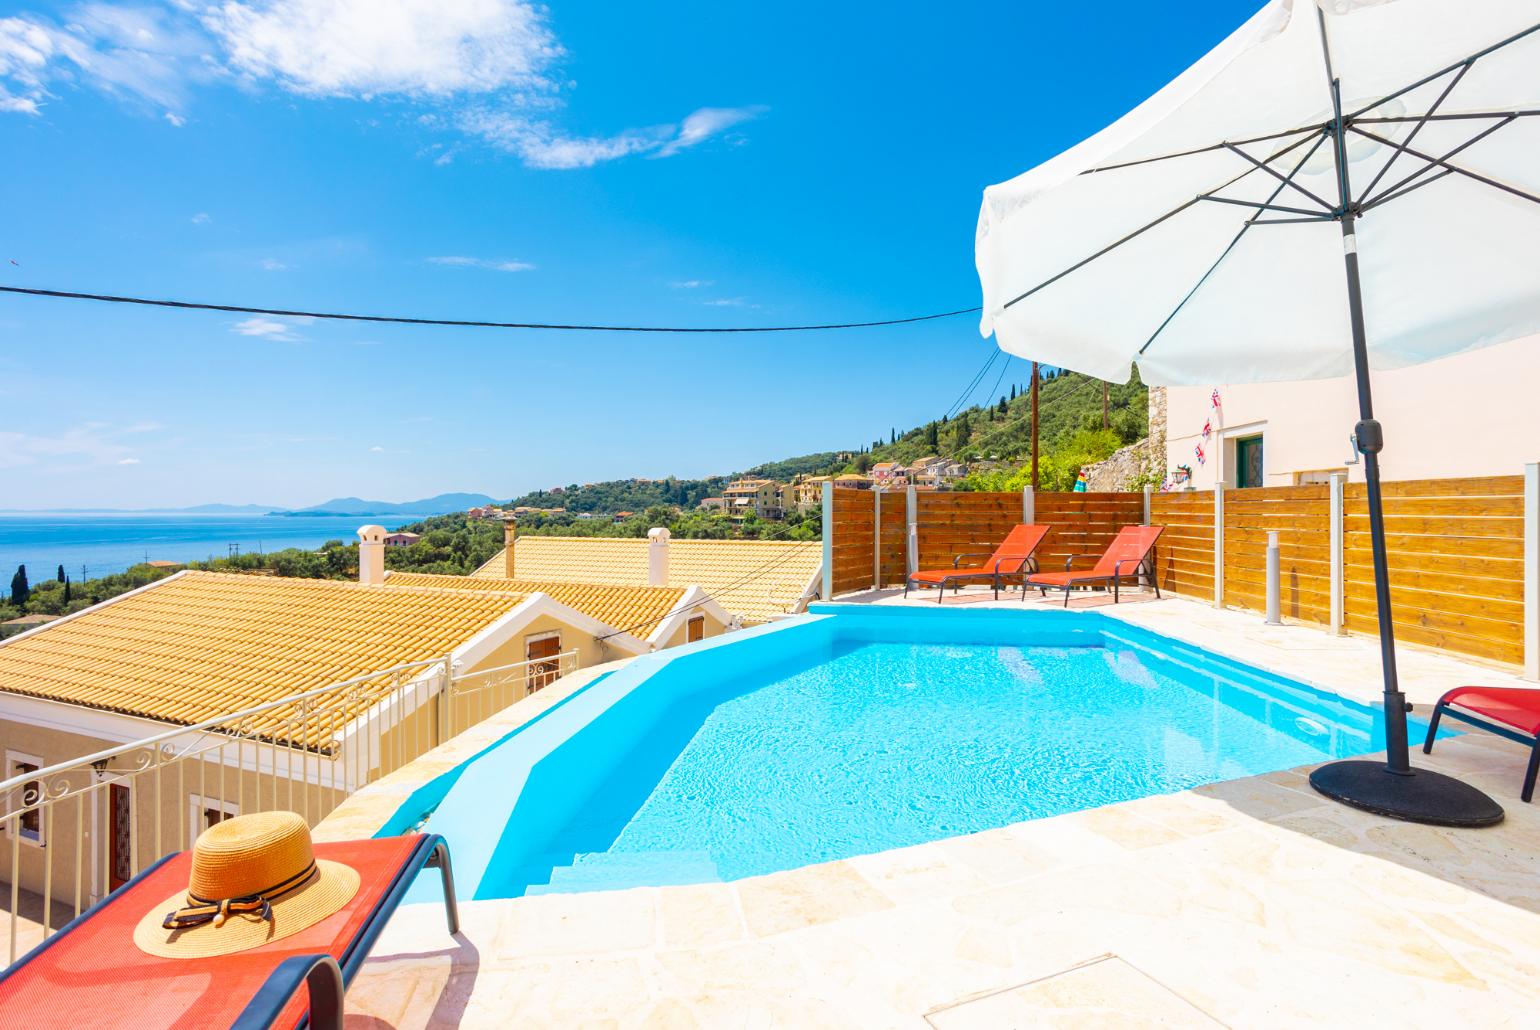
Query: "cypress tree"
57 564 65 583
10 565 29 607
63 577 72 604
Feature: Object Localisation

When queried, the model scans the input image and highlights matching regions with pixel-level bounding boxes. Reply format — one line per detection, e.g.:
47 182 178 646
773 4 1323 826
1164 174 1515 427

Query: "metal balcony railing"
0 647 579 964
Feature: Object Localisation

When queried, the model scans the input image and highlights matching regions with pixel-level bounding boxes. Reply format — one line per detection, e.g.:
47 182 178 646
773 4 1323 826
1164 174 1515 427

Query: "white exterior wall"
1162 332 1540 489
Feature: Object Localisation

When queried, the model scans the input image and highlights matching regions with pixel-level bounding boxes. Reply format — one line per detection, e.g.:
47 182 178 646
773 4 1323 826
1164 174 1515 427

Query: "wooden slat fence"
1343 476 1525 666
1032 492 1147 572
823 473 1533 670
830 487 877 595
914 491 1024 573
1149 490 1215 600
877 490 907 587
1222 485 1332 623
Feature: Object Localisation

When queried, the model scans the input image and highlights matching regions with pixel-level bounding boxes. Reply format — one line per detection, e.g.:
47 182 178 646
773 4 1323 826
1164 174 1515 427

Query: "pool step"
526 849 722 895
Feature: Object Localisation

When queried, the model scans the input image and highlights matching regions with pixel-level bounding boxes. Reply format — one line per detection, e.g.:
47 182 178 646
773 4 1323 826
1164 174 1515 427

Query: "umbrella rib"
1137 131 1330 358
1197 195 1330 219
1359 169 1455 213
1221 142 1335 212
1356 61 1470 207
1347 20 1540 121
1081 124 1323 176
1002 132 1319 312
1359 114 1517 210
1350 123 1540 208
1355 109 1540 126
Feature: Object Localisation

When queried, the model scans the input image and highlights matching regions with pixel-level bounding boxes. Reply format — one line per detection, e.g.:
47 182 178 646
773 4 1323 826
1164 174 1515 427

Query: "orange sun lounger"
0 833 458 1030
1024 524 1164 607
905 523 1051 603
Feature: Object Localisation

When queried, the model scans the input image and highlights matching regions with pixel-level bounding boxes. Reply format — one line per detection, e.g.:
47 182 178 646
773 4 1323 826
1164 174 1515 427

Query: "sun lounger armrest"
1061 554 1097 572
232 954 345 1030
951 552 991 568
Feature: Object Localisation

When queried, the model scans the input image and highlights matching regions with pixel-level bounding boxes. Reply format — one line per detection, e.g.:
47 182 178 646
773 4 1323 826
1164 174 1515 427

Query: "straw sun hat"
133 811 359 959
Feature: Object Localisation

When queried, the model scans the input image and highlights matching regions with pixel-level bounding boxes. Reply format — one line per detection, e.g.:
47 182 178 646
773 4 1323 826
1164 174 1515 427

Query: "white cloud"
369 445 384 453
203 0 559 97
0 423 139 469
190 211 211 224
0 6 210 117
258 257 288 271
427 255 533 272
461 104 767 169
701 297 748 307
670 279 713 289
656 106 767 157
117 457 141 465
232 315 306 341
2 3 766 172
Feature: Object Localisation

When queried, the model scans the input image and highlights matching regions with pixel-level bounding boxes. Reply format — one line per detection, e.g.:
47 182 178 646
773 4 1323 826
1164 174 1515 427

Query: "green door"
1236 436 1264 488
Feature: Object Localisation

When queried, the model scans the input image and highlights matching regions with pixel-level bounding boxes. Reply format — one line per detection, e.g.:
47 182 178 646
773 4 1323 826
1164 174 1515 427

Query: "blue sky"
1 0 1252 509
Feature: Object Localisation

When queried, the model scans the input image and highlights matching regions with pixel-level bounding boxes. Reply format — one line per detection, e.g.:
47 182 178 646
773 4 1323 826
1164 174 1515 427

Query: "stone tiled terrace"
321 587 1540 1028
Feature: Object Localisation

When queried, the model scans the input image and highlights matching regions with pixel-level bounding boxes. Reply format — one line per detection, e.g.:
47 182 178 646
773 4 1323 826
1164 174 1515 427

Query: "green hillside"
506 367 1149 513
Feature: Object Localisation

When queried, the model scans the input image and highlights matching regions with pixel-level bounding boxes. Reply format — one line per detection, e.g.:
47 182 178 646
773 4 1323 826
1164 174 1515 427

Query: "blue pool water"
399 607 1431 901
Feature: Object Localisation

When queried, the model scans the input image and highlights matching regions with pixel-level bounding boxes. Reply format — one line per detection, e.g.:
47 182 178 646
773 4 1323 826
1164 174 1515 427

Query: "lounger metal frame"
0 834 460 1030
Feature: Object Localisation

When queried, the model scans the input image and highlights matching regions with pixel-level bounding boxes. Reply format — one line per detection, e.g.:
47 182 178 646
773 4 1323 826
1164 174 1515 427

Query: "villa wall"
1161 332 1540 489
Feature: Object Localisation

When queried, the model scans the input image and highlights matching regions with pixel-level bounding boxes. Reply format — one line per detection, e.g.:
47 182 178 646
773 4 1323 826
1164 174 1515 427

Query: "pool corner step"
526 850 722 895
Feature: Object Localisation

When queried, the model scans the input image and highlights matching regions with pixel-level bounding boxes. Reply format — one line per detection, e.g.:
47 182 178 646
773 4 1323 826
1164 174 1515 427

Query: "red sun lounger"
1024 524 1164 607
1423 686 1540 803
0 833 458 1030
905 523 1051 603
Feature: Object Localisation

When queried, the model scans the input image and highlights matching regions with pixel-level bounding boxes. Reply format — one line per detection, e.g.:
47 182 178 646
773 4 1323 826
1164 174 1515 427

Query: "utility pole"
1103 381 1109 429
1030 360 1040 489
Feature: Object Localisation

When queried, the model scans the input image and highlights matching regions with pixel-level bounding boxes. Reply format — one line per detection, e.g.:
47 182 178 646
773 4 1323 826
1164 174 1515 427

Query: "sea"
0 513 434 581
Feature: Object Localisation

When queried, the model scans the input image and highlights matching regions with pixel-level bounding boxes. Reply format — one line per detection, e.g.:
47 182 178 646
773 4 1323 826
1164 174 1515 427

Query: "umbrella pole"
1307 218 1505 826
1338 211 1412 776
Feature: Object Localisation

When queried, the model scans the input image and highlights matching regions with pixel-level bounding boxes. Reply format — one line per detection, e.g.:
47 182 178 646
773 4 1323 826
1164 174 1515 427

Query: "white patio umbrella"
976 0 1540 826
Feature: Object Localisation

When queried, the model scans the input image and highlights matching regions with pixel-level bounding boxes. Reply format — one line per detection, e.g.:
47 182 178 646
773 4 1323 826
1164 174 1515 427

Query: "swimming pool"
395 605 1433 901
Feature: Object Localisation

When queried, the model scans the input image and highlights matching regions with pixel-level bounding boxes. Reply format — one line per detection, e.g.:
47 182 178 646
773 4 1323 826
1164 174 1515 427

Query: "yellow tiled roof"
0 571 529 747
384 572 687 637
472 536 821 624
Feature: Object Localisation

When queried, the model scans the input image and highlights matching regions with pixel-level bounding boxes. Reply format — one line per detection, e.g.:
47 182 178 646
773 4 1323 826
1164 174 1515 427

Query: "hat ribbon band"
161 861 319 930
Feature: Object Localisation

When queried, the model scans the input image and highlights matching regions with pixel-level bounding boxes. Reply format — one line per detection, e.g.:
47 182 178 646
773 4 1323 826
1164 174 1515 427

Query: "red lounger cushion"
1442 687 1540 737
0 834 422 1030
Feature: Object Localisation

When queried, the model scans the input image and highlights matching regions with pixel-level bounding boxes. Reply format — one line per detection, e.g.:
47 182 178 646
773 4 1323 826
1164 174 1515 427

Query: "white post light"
1265 530 1281 625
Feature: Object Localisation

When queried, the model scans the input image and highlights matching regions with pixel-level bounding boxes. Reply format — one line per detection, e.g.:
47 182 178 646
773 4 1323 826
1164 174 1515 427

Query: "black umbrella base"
1309 760 1505 827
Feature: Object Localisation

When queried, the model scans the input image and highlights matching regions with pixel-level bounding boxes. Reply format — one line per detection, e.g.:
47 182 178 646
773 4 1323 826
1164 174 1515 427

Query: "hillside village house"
383 531 421 548
1161 332 1540 489
0 526 731 911
869 462 909 487
476 523 821 625
721 478 789 520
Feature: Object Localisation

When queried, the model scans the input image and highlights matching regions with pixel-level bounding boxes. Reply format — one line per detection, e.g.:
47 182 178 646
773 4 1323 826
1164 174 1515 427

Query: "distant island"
268 493 499 517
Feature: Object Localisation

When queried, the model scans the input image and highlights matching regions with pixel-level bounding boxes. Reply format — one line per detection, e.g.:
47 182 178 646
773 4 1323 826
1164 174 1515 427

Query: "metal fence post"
1525 462 1539 680
1213 479 1226 609
906 486 918 577
821 481 834 601
1329 472 1346 636
1022 486 1035 525
872 489 883 590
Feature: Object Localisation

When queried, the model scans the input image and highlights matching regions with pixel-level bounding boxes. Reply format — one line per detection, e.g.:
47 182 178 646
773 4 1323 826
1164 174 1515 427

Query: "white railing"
0 648 579 965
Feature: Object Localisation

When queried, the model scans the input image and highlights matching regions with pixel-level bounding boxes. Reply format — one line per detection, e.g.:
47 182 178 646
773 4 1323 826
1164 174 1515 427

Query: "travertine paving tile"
925 956 1222 1029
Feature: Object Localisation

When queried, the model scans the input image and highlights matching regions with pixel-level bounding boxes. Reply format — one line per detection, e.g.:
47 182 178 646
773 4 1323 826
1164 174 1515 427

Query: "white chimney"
357 525 386 585
647 527 670 586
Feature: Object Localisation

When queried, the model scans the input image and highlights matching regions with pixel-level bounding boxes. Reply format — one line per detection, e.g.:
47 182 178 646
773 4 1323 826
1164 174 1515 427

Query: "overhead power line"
0 285 980 335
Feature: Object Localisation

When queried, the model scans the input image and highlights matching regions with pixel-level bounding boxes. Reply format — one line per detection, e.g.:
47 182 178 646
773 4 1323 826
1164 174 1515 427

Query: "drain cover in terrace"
925 956 1222 1028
